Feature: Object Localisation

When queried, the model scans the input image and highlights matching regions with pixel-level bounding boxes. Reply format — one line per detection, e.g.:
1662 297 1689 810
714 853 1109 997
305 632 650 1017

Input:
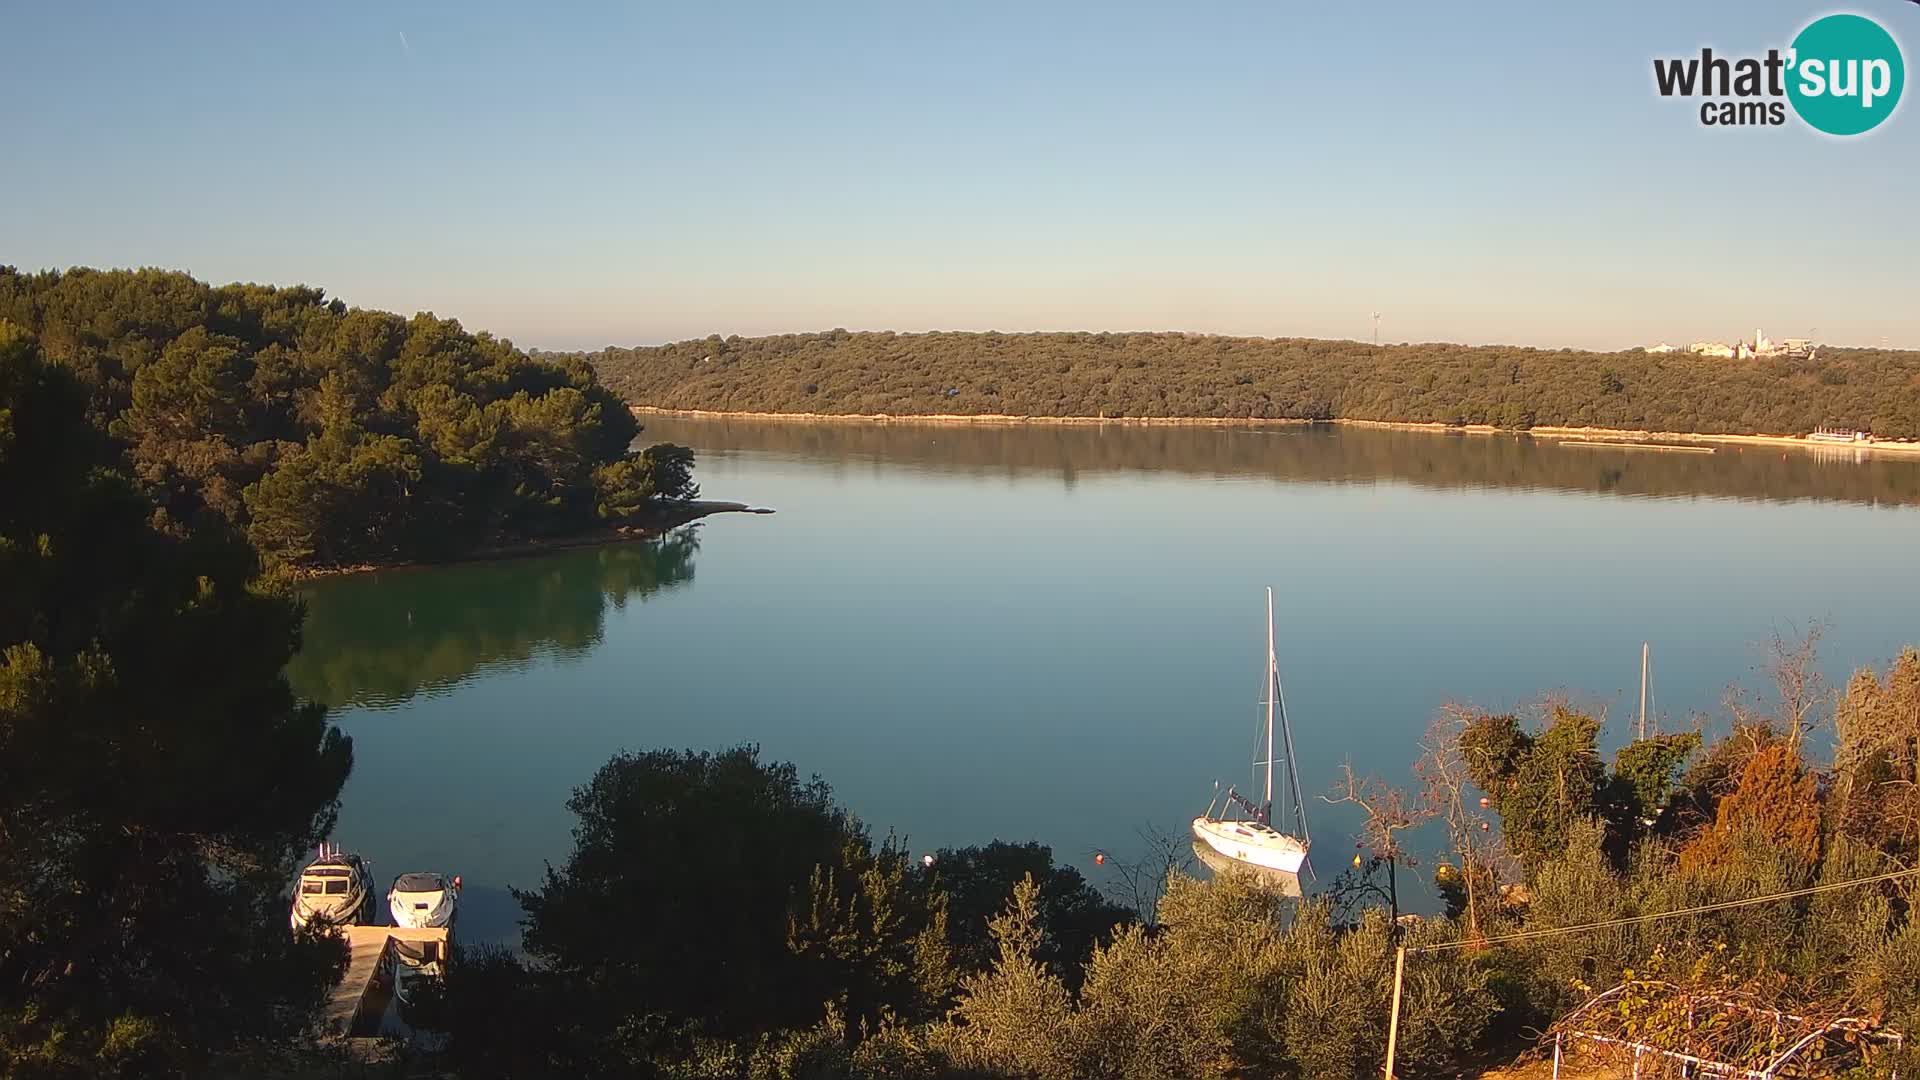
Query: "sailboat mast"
1638 642 1649 741
1269 587 1311 849
1265 587 1275 815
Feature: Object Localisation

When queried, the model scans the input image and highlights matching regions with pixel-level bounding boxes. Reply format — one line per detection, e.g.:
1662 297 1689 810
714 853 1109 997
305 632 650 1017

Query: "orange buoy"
1479 795 1491 809
1094 852 1106 865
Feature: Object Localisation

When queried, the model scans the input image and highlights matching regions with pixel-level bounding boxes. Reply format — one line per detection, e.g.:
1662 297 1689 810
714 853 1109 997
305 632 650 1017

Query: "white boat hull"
389 891 456 929
1191 840 1304 897
1191 817 1309 874
388 873 460 929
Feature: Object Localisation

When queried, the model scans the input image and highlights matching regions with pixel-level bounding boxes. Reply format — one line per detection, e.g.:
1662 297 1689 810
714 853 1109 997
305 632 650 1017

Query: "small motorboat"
388 871 460 929
291 843 377 931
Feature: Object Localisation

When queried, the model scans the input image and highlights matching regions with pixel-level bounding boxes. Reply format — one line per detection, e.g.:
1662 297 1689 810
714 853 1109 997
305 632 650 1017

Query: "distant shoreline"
631 406 1920 457
287 500 773 581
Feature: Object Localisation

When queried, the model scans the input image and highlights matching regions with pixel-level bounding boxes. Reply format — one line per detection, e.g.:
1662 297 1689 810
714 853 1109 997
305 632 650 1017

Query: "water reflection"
289 531 700 710
638 415 1920 508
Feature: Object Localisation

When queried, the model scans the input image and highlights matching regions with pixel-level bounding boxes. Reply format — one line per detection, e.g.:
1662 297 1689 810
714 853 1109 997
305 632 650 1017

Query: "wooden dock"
323 926 451 1036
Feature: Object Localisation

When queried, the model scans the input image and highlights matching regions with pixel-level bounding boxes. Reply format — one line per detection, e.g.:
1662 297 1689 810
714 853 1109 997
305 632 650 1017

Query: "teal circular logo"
1787 14 1904 135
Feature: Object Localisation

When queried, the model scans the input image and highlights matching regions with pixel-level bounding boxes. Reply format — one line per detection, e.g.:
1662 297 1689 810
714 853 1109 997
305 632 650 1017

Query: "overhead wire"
1411 866 1920 954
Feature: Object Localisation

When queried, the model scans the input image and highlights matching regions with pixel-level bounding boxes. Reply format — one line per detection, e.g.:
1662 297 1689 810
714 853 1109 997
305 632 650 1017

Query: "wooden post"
1390 857 1403 933
1384 944 1406 1079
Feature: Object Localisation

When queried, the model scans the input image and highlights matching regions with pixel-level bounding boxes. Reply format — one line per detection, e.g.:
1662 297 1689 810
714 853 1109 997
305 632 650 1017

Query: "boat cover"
392 872 447 892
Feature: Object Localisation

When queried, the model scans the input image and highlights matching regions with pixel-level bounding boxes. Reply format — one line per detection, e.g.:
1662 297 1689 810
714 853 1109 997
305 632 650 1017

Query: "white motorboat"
291 842 377 931
1191 588 1313 877
388 871 460 929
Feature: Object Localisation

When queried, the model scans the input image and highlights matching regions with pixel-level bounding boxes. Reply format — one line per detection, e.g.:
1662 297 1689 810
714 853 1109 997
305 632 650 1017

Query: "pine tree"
1 324 353 1073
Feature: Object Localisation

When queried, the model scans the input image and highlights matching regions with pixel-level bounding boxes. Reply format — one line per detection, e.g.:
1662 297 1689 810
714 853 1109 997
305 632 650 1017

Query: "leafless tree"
1726 622 1830 750
1321 762 1430 930
1416 707 1509 938
1097 823 1193 927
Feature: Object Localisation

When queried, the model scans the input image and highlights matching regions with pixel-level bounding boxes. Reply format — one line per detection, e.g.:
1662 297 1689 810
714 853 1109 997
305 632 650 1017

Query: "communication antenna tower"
1371 311 1382 347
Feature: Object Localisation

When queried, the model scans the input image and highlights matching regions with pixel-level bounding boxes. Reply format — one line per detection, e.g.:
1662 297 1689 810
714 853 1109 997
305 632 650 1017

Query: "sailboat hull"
1191 817 1309 874
1192 840 1304 897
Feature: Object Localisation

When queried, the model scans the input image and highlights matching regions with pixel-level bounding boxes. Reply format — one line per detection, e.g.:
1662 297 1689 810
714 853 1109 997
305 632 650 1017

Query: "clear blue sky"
6 1 1916 351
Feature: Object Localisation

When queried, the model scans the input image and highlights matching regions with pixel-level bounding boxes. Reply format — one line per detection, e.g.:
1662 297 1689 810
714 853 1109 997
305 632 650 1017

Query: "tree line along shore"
632 405 1920 461
578 329 1920 442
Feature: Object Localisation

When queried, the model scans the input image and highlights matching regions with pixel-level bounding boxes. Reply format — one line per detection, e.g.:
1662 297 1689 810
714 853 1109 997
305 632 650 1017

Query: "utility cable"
1411 866 1920 954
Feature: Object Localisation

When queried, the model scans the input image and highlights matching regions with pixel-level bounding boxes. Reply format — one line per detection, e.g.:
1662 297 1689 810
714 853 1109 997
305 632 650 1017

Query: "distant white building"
1644 342 1678 353
1670 329 1818 360
1811 426 1871 443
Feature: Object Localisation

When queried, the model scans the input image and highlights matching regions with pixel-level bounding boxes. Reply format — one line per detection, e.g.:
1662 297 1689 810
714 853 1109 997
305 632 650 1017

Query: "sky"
5 1 1917 352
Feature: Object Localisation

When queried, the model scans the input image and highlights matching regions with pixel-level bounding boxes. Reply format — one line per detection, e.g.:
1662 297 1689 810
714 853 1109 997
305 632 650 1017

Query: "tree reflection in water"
288 530 699 710
639 415 1920 508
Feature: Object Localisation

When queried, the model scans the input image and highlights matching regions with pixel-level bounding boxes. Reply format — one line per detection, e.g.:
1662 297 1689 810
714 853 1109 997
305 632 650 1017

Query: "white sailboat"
1191 588 1312 876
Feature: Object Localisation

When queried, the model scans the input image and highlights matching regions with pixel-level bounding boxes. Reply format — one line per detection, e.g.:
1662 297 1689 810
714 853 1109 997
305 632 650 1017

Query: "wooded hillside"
583 331 1920 439
0 267 693 568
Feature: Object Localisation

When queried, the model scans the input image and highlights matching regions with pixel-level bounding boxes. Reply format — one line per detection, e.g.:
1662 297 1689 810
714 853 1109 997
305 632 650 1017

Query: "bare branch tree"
1321 762 1431 930
1417 707 1511 938
1768 621 1830 750
1096 823 1193 927
1725 622 1830 751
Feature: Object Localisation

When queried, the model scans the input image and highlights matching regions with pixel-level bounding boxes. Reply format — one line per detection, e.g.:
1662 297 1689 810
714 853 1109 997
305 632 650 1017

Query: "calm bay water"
289 419 1920 940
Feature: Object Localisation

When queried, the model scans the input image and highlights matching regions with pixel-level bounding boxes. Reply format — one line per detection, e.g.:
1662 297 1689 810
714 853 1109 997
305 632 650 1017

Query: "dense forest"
0 267 695 569
583 330 1920 440
2 328 353 1075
